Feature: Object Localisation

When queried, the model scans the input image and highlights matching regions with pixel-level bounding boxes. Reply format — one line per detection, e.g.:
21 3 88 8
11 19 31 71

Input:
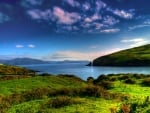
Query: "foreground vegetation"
0 67 150 113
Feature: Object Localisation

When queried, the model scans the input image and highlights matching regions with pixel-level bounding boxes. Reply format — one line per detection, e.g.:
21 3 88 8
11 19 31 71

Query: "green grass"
0 76 86 95
109 81 150 97
1 73 150 113
7 97 120 113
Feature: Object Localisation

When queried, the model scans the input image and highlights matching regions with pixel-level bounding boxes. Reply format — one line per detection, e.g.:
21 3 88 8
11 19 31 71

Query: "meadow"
0 71 150 113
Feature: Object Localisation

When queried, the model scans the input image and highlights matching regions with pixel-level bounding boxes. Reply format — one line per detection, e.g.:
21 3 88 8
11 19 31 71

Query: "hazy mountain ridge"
90 44 150 66
0 58 89 65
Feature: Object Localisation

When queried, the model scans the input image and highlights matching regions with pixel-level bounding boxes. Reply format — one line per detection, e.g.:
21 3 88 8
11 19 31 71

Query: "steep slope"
91 44 150 66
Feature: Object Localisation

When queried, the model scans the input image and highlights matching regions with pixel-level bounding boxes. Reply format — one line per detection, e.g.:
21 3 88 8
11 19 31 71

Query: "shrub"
132 74 144 79
94 75 109 82
110 77 117 81
119 75 130 80
124 78 136 84
46 96 80 108
58 74 83 82
98 81 114 89
118 104 130 113
141 78 150 86
40 73 52 76
109 107 117 113
87 76 94 83
53 88 73 96
23 87 51 101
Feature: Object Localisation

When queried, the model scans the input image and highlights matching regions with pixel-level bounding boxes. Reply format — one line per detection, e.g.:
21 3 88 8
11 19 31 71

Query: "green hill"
91 44 150 66
0 65 36 75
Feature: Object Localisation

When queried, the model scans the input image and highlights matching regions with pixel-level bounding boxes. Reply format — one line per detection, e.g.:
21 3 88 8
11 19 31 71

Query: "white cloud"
94 23 103 29
82 2 91 11
114 10 133 19
0 12 10 23
42 48 121 61
28 44 35 48
95 0 107 13
84 14 101 23
103 16 119 26
129 25 150 31
21 0 43 7
101 28 120 33
27 9 51 21
16 45 24 48
64 0 80 7
107 8 134 19
121 38 149 47
53 7 81 25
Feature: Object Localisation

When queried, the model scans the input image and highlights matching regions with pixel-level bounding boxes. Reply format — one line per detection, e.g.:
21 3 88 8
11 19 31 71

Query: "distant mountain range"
89 44 150 66
0 58 89 65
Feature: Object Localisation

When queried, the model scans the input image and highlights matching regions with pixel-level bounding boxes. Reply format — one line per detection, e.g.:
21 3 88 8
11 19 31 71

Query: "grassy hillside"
0 65 150 113
0 65 35 75
0 73 150 113
92 44 150 66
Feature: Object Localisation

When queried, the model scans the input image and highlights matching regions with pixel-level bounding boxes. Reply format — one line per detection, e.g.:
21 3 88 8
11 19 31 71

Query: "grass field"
0 73 150 113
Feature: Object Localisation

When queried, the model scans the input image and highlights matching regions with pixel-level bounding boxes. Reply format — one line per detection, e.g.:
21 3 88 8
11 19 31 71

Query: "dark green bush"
124 78 136 84
23 87 51 101
46 96 80 108
97 81 114 89
142 78 150 86
94 75 109 82
119 75 130 80
87 76 94 83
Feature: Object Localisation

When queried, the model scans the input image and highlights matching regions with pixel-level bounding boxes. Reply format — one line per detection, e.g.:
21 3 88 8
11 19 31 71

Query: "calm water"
19 62 150 80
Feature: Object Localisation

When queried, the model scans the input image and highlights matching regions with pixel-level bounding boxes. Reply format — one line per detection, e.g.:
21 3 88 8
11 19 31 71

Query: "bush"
40 73 52 76
87 76 94 83
94 75 109 82
142 78 150 86
78 85 107 97
58 74 83 82
110 77 117 81
97 81 113 89
119 75 130 80
124 78 136 84
46 96 80 108
23 87 51 101
117 104 130 113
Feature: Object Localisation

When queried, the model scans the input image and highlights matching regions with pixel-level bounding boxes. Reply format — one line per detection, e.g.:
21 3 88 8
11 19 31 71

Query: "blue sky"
0 0 150 61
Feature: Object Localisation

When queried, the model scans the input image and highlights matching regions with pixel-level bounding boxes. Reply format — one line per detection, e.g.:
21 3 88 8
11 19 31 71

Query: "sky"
0 0 150 61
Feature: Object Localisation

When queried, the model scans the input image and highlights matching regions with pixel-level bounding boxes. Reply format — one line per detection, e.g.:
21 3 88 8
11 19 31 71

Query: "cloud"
95 0 107 13
82 2 91 11
94 23 103 29
53 7 81 25
101 28 120 33
0 12 10 23
129 24 150 31
103 16 119 26
121 38 149 47
84 14 101 23
107 8 134 19
42 48 122 61
113 9 133 19
64 0 80 7
21 0 43 7
128 19 150 31
28 44 35 48
16 45 24 48
27 9 51 21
